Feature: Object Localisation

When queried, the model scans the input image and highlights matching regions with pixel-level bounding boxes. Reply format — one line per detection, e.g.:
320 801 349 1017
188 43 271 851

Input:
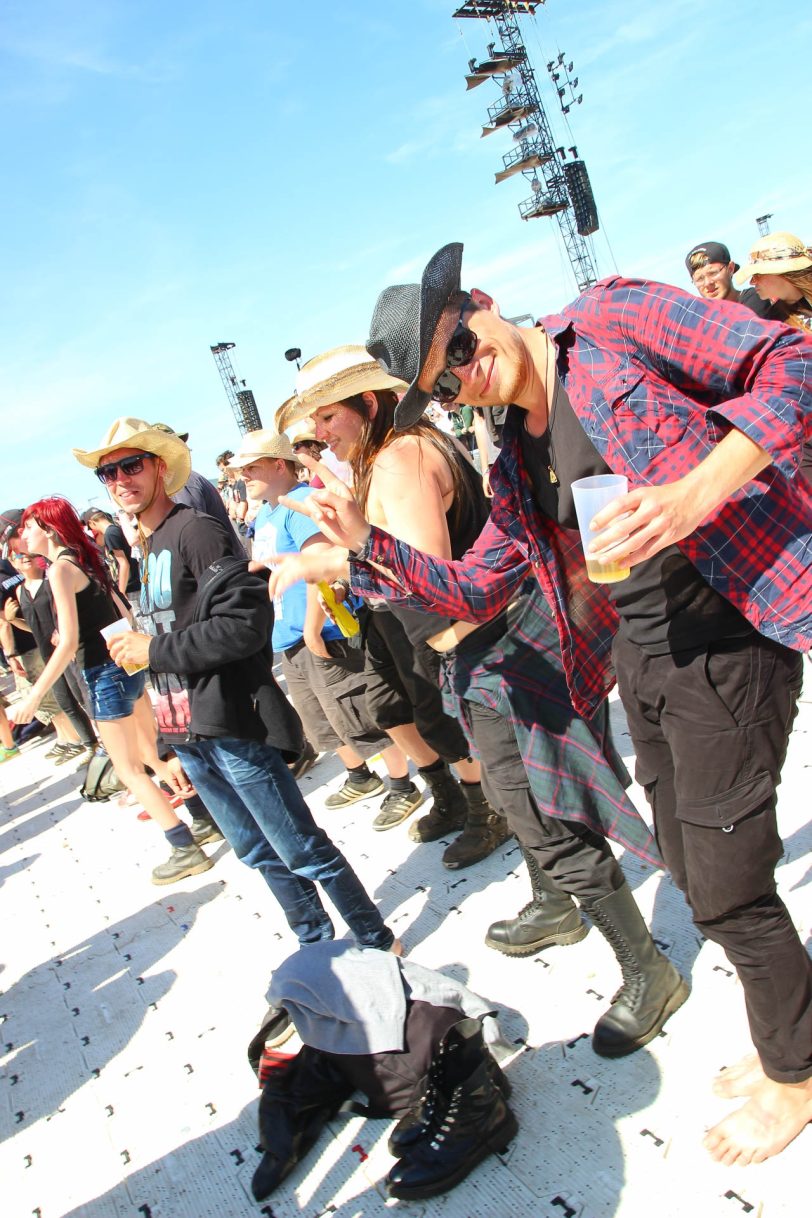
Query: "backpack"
80 749 126 802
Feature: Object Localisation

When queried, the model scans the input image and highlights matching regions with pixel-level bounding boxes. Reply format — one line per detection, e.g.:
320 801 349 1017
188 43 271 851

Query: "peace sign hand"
279 454 372 553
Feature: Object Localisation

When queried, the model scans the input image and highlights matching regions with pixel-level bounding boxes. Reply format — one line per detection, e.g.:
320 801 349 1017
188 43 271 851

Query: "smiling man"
684 239 774 318
72 417 398 960
285 242 811 1166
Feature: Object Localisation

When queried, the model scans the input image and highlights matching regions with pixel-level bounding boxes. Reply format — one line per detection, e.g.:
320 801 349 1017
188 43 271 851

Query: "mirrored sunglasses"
431 300 479 404
94 453 155 485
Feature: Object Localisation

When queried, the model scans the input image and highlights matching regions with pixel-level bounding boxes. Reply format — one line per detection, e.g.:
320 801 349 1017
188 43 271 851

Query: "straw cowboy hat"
367 241 464 430
72 417 192 495
275 344 407 433
733 231 812 285
227 429 296 469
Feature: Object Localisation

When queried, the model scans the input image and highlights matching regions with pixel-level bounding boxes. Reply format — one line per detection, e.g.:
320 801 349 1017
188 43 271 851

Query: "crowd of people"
1 226 810 1198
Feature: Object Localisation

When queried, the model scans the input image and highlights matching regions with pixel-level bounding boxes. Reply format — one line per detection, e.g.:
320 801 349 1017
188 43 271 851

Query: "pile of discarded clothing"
248 940 519 1201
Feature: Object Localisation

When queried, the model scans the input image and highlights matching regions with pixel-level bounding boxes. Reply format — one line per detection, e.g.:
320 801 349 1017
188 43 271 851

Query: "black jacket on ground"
148 555 303 760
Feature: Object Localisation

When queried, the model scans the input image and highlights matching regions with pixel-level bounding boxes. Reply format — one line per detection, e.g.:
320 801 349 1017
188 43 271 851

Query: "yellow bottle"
318 581 360 638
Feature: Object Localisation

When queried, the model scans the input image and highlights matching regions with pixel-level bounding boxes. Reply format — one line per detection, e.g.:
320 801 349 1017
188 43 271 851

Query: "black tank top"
59 556 122 669
17 581 57 658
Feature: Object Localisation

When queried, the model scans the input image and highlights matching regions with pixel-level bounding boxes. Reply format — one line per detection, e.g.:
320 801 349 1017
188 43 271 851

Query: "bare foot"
712 1053 766 1099
704 1075 812 1166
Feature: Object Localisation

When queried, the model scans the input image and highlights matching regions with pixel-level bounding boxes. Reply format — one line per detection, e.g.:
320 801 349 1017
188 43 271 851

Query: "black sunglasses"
431 297 479 404
94 453 155 485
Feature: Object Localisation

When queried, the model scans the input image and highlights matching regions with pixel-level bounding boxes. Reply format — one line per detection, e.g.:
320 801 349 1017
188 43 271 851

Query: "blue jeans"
174 735 392 950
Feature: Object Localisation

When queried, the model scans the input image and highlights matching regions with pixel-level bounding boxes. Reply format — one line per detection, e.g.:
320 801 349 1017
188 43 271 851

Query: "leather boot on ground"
190 815 225 846
485 847 588 955
408 764 467 843
441 784 512 869
388 1018 511 1158
151 844 214 885
585 882 690 1057
386 1018 518 1200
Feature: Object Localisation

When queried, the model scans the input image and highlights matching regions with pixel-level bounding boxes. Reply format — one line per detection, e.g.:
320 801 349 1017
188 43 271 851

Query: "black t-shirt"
518 383 750 654
140 503 242 737
738 287 777 320
104 523 141 594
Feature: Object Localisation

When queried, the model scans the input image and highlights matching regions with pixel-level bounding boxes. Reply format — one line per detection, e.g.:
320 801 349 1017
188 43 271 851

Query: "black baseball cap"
685 241 740 275
0 508 23 544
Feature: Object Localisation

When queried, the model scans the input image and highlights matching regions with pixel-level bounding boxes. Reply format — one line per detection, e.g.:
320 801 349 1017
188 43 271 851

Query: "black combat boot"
386 1019 518 1200
442 782 512 868
584 883 690 1057
408 763 468 843
252 1046 353 1201
485 847 588 956
388 1017 511 1157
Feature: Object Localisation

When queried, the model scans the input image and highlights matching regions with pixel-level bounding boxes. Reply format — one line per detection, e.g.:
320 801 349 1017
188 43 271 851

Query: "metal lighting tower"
454 0 600 291
209 342 263 434
756 213 773 237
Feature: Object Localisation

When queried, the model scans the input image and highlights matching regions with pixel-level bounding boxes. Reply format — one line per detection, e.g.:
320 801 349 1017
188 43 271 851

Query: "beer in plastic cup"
100 618 149 675
571 475 631 584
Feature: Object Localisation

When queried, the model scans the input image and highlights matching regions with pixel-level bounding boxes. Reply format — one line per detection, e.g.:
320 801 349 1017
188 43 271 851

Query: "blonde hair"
780 267 812 330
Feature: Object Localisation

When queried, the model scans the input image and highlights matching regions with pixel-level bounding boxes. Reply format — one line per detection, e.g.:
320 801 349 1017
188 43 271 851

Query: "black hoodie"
147 552 303 761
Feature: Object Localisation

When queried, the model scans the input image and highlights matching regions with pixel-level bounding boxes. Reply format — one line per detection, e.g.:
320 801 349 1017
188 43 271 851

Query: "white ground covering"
1 671 808 1218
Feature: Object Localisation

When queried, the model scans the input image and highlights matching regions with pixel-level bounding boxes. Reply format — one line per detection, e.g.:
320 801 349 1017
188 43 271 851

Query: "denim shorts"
83 661 146 722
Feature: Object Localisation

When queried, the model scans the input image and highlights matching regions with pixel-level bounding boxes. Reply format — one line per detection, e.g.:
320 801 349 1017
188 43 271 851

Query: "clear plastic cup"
571 474 631 584
100 618 149 675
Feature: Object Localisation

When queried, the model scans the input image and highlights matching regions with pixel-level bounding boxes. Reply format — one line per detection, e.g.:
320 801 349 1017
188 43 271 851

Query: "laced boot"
151 844 214 885
190 814 224 846
441 782 512 869
408 763 468 843
386 1018 518 1200
585 882 690 1057
388 1017 511 1158
485 847 587 956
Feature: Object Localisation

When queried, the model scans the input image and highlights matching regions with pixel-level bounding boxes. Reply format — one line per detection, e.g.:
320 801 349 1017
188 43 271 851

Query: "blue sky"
2 0 810 513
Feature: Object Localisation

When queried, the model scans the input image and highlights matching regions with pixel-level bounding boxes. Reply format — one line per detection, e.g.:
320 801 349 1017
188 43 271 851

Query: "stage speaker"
563 160 599 236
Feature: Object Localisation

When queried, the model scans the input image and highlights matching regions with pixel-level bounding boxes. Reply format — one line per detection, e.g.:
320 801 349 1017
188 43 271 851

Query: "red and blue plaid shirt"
351 278 812 718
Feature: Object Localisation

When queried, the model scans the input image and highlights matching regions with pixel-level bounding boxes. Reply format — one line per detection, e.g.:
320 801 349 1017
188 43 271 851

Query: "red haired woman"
12 497 213 883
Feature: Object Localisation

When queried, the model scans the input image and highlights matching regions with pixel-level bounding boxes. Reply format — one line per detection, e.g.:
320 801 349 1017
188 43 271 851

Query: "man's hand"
279 455 372 552
268 546 351 600
10 693 39 725
303 630 331 659
588 481 707 567
589 428 773 568
8 656 26 680
107 630 152 671
160 755 196 798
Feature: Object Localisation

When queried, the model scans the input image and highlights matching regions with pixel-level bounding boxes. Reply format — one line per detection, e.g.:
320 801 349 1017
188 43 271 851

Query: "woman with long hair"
734 230 812 332
12 496 213 884
277 347 509 869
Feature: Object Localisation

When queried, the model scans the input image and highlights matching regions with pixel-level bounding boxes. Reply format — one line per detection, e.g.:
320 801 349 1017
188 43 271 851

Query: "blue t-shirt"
253 486 343 653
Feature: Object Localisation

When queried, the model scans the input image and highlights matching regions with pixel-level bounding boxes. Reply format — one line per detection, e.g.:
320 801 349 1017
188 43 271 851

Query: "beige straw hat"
72 417 191 495
733 231 812 285
275 344 407 433
227 429 296 469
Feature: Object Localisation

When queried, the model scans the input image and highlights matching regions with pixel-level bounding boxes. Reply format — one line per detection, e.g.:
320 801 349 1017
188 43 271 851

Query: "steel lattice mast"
209 342 262 435
454 0 600 291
